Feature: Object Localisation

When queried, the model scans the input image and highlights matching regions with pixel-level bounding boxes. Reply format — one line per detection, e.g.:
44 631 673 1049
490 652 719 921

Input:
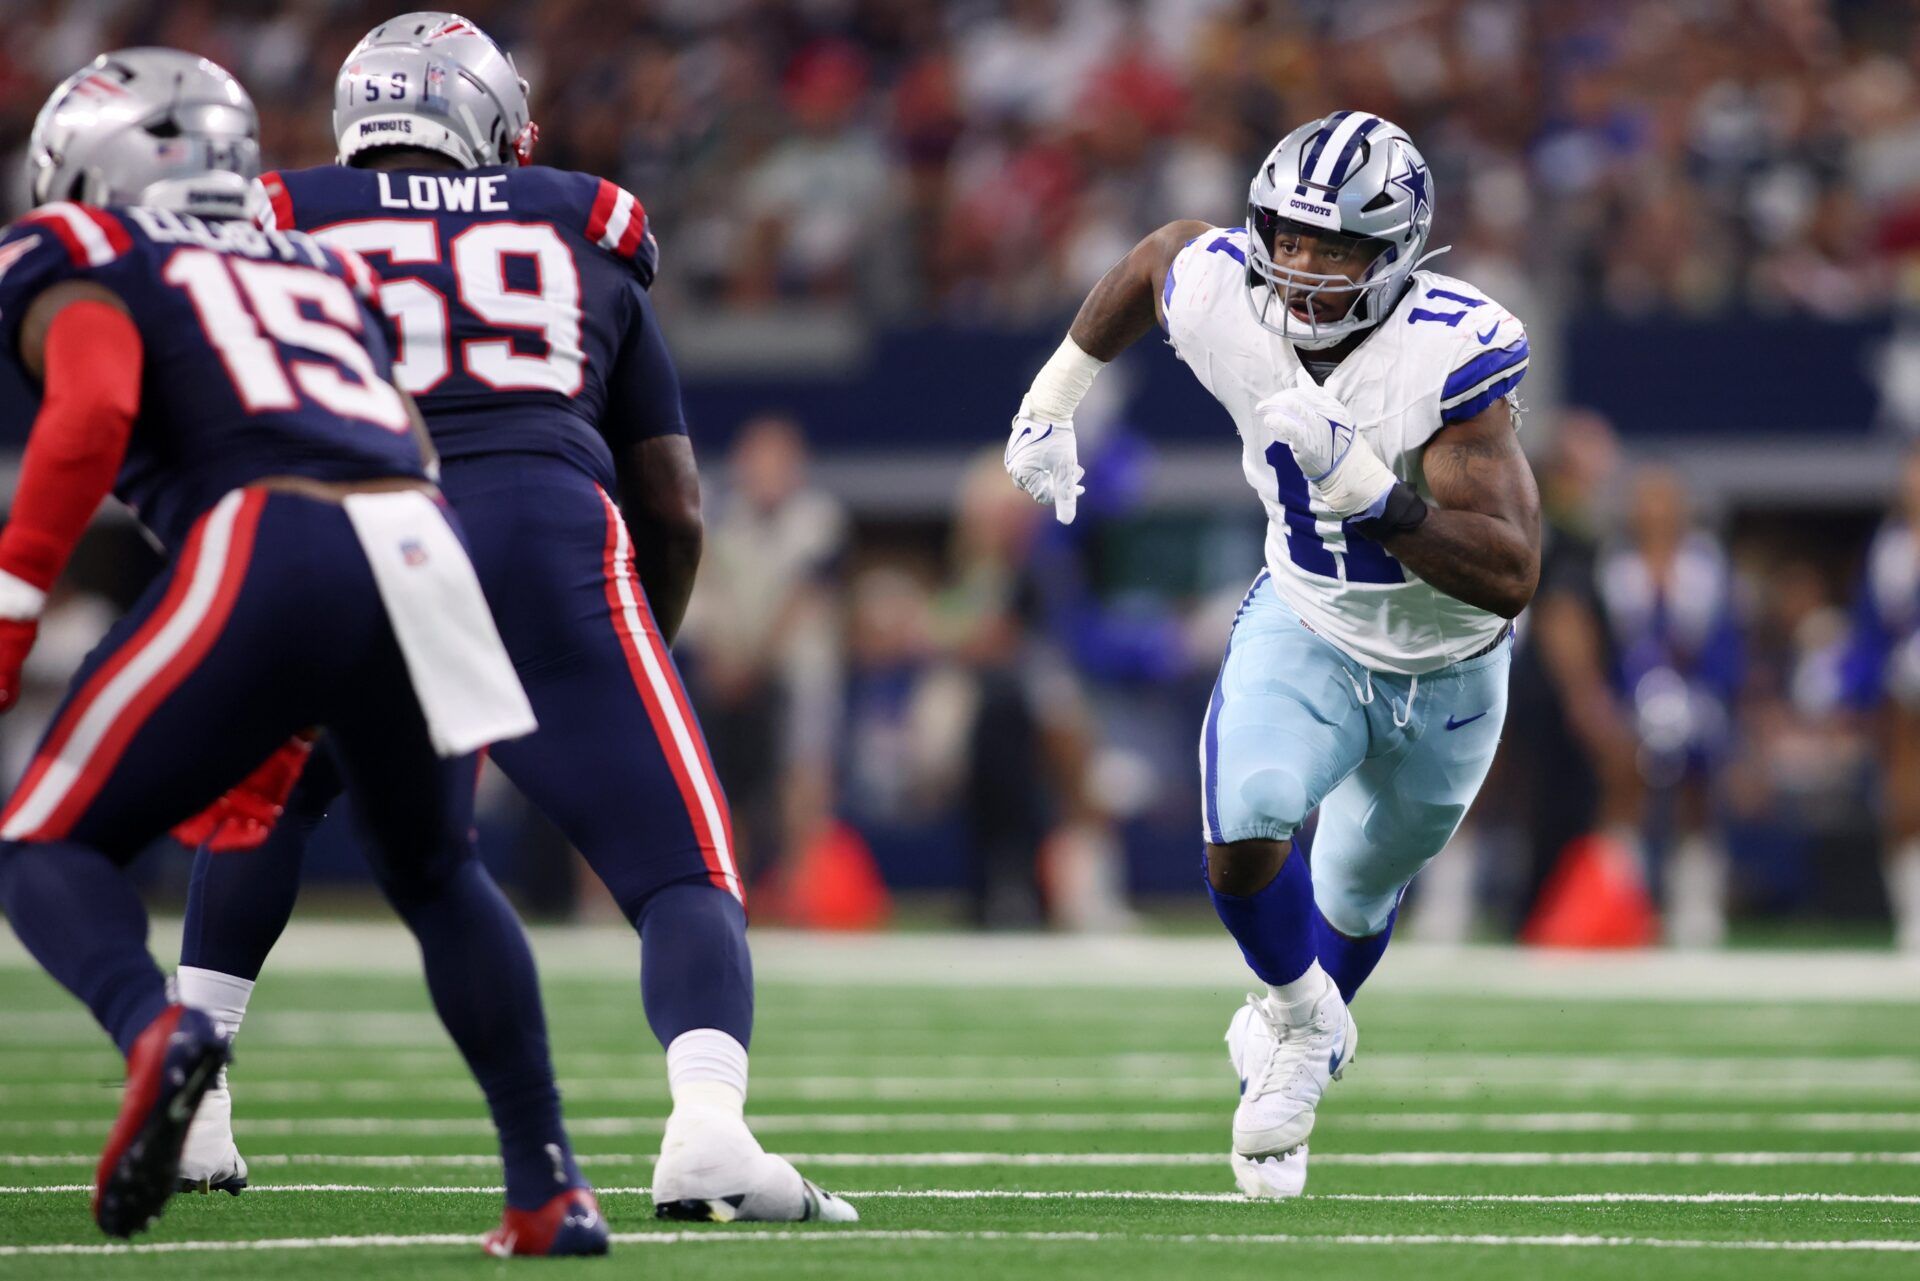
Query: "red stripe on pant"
0 490 267 842
594 489 740 902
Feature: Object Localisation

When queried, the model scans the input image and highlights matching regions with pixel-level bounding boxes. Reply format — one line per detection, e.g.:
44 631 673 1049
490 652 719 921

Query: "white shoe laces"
1246 994 1325 1101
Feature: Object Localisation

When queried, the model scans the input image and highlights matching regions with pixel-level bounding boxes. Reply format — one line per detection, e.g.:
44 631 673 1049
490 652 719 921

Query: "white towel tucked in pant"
342 490 536 757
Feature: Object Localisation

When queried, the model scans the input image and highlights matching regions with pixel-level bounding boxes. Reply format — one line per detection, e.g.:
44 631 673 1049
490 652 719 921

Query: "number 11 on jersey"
1265 442 1405 585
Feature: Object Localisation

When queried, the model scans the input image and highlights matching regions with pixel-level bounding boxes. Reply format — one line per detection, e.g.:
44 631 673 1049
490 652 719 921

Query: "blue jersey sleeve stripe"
1440 369 1527 424
1441 336 1528 402
1440 354 1530 412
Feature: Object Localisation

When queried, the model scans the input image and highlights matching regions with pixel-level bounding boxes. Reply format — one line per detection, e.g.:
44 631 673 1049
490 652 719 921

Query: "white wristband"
0 569 47 622
1022 335 1106 422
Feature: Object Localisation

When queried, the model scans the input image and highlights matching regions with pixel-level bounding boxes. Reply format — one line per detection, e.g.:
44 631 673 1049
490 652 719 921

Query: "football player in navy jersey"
0 49 609 1252
168 13 855 1223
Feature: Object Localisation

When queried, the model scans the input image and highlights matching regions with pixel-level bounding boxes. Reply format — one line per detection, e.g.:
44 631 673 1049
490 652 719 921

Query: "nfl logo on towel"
401 539 429 567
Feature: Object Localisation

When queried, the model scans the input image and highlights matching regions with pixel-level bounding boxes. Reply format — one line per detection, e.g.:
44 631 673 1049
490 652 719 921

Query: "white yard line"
8 1151 1920 1171
5 1229 1920 1258
11 1110 1920 1140
12 1070 1920 1105
8 1185 1920 1206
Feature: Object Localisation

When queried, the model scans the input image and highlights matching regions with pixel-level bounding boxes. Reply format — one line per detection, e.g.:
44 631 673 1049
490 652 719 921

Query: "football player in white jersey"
1004 111 1540 1196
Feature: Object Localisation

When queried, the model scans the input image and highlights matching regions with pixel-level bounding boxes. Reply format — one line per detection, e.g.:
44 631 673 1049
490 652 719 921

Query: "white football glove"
1004 406 1085 525
1255 372 1398 519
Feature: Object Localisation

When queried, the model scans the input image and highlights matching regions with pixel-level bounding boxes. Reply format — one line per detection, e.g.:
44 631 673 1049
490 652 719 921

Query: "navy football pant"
0 487 582 1207
180 455 753 1049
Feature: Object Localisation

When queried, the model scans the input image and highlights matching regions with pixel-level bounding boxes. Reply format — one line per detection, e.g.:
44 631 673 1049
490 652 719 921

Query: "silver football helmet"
27 49 259 218
334 12 536 169
1244 111 1442 349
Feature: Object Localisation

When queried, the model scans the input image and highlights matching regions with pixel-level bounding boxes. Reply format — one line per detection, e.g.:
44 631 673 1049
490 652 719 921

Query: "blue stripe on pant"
1200 570 1271 846
1196 574 1510 935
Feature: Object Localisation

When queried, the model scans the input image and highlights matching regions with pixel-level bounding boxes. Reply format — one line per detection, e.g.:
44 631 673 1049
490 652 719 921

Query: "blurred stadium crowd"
7 0 1920 317
5 0 1920 944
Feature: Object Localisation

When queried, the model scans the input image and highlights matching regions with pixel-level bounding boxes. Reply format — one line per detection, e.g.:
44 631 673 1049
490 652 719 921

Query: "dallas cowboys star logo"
1393 155 1430 220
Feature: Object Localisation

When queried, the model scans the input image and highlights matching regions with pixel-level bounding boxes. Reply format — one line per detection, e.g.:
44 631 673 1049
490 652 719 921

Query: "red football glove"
171 735 315 853
0 616 39 714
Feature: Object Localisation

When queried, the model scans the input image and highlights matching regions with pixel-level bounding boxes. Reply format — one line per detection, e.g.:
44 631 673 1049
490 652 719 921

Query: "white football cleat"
1227 984 1356 1159
1231 1147 1309 1198
175 1068 248 1194
651 1110 857 1223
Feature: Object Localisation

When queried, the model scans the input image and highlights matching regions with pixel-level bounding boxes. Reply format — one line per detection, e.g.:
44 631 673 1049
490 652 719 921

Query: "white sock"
1890 839 1920 952
175 966 254 1043
1667 835 1728 948
1267 961 1333 1025
665 1029 749 1118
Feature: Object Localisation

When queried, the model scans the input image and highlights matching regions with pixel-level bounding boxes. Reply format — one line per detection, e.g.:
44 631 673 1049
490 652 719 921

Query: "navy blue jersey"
255 164 684 488
0 202 425 551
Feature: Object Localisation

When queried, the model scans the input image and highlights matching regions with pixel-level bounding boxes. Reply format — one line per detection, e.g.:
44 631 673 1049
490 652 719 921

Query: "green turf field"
2 925 1918 1279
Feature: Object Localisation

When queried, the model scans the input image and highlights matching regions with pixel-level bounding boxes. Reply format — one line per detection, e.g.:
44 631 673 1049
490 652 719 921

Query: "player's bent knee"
1206 838 1291 897
1317 884 1400 939
1237 765 1311 838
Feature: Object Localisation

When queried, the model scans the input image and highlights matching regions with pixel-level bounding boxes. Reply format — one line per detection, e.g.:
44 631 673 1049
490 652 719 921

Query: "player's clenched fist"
1255 373 1398 519
1004 407 1085 526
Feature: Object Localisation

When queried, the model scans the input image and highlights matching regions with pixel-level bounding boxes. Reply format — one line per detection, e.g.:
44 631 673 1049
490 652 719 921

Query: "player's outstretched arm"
1070 219 1214 359
1378 398 1541 618
617 435 703 645
1007 220 1213 522
0 281 142 710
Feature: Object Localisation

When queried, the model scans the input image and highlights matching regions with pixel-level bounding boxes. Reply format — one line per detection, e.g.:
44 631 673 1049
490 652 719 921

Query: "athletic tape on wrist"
1022 335 1106 422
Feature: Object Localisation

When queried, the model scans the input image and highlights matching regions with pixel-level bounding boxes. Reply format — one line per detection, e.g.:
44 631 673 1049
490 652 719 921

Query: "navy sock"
1313 903 1397 1003
1206 846 1318 987
636 882 754 1049
390 858 581 1209
0 841 171 1055
180 744 339 979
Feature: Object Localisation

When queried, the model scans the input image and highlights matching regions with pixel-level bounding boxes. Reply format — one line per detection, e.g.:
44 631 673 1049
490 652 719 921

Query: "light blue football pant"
1198 571 1511 937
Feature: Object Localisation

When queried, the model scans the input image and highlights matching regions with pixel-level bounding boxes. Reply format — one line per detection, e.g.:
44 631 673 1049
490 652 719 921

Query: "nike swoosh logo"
1476 323 1501 344
1445 711 1489 731
1029 425 1053 447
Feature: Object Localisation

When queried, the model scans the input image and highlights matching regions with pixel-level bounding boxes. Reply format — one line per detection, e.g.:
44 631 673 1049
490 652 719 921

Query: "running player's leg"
0 491 335 1233
1202 575 1368 1173
1202 574 1365 996
327 710 590 1213
319 500 600 1253
179 746 341 985
1310 636 1512 998
174 746 343 1191
452 457 748 1045
452 456 846 1221
0 492 305 1052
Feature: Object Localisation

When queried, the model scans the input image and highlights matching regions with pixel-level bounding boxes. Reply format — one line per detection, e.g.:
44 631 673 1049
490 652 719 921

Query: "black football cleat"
93 1005 230 1238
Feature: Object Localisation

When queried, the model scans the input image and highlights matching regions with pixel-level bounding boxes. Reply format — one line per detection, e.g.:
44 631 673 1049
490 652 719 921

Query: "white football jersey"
1164 226 1529 675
